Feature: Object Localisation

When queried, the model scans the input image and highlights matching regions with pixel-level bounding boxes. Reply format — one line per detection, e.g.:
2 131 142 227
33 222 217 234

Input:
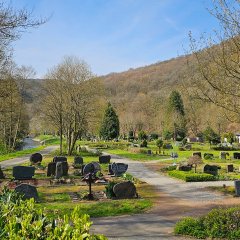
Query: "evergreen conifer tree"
99 103 119 140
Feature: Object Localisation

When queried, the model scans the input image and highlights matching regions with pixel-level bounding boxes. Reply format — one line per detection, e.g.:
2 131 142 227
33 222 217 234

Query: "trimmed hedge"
175 207 240 239
168 170 216 182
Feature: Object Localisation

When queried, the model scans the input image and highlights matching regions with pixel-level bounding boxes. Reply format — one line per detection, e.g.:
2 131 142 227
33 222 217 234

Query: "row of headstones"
13 181 137 200
73 155 112 166
81 161 128 177
192 152 240 159
31 152 112 166
179 164 235 176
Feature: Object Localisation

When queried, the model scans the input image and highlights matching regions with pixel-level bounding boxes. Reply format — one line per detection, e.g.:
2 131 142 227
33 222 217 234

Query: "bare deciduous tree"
43 56 104 155
188 0 240 121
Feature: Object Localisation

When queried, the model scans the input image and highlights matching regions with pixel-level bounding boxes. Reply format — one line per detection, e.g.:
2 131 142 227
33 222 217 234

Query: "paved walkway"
92 153 239 239
0 145 58 168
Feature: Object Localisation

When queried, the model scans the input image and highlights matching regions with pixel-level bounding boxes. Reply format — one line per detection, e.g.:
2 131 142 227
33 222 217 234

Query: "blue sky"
10 0 220 77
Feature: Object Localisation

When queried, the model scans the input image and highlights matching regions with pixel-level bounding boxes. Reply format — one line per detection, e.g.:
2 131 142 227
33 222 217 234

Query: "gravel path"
0 145 58 168
92 153 238 239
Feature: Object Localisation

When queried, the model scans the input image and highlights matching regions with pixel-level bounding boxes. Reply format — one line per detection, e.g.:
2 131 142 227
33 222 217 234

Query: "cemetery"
0 148 154 218
1 0 240 238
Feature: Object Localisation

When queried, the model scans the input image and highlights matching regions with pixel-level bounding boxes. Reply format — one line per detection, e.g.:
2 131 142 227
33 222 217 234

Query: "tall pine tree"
168 90 187 141
99 103 119 140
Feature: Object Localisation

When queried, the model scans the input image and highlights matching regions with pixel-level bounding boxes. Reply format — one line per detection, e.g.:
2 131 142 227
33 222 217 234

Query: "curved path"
0 145 58 168
92 153 239 239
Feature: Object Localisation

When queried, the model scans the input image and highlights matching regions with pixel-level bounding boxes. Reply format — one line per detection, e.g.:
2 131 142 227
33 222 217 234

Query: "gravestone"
74 156 83 165
178 165 192 171
82 162 101 175
99 155 111 164
30 153 43 164
164 144 173 149
203 164 218 176
233 152 240 159
227 164 234 173
13 166 35 180
47 162 56 177
171 152 178 159
55 162 63 179
111 163 128 176
83 163 95 175
53 156 67 163
108 164 114 175
15 184 38 201
193 152 202 158
0 166 4 179
113 181 137 199
220 152 229 160
147 150 152 155
234 180 240 196
92 162 101 173
204 153 214 159
61 161 68 176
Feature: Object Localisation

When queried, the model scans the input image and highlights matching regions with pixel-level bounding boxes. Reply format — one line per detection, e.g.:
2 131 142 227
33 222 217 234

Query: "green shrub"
174 217 206 239
168 170 216 182
122 173 135 182
0 187 106 239
105 181 117 199
175 207 240 239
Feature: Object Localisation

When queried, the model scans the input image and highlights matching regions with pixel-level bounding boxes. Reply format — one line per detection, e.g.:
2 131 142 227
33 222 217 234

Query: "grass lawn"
0 146 46 162
34 134 60 145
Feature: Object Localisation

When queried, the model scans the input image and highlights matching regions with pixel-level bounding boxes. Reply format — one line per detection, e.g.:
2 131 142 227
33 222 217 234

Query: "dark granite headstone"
227 164 234 173
47 162 56 177
13 166 35 180
111 163 128 176
83 162 101 175
55 162 63 179
171 152 178 158
53 156 67 163
15 184 38 201
178 165 192 171
204 153 214 159
113 181 137 199
193 152 202 158
74 156 83 165
0 166 4 179
233 152 240 159
147 150 152 155
203 164 218 176
30 153 43 164
61 161 68 176
92 162 101 173
164 144 173 149
83 163 95 175
234 180 240 196
99 155 111 164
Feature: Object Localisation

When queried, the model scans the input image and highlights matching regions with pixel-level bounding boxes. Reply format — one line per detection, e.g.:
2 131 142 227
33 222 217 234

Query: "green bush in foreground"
168 170 216 182
175 207 240 239
0 188 106 240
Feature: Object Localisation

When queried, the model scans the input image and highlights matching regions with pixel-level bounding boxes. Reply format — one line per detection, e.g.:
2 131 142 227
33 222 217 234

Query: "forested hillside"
26 53 230 137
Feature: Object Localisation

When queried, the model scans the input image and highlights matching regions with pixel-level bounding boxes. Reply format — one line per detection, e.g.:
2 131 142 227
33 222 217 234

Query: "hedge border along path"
168 170 216 182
